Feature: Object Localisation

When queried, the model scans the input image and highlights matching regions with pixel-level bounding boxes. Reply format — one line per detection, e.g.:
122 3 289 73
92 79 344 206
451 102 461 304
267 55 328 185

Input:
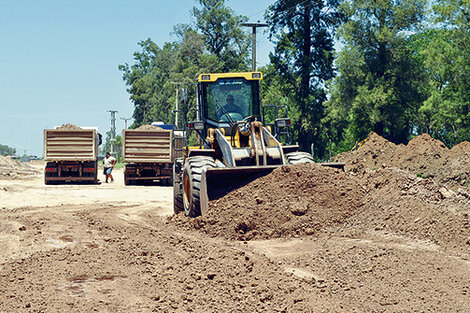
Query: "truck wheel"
285 151 314 165
166 175 173 187
173 158 184 214
182 156 215 217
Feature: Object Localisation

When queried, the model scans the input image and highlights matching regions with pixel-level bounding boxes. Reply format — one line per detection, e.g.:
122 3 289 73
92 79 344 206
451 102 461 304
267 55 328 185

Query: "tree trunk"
300 2 311 103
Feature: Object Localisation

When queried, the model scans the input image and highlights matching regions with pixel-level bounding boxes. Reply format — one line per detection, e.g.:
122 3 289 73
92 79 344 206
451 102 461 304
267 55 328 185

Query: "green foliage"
265 0 342 158
0 144 16 156
120 1 249 129
119 0 470 159
119 39 178 126
417 172 428 179
192 0 250 71
415 0 470 147
325 0 427 151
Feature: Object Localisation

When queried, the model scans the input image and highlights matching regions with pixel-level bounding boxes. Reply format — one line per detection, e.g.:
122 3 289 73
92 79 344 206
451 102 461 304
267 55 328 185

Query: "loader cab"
197 72 262 136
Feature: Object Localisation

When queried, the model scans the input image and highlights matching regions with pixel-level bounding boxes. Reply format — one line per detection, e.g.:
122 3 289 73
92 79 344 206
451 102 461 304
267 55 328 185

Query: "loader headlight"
201 74 211 81
275 118 291 128
252 72 262 79
188 121 205 131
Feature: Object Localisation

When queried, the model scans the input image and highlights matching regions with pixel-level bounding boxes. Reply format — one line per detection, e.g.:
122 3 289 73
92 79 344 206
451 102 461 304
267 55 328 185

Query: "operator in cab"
218 94 244 122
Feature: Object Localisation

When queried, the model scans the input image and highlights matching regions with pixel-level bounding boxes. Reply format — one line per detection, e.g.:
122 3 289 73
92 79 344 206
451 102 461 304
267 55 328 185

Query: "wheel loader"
173 72 344 217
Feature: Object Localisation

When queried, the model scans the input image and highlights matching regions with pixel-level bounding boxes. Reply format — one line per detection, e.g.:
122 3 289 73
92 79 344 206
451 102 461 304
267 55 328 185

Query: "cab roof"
198 72 263 82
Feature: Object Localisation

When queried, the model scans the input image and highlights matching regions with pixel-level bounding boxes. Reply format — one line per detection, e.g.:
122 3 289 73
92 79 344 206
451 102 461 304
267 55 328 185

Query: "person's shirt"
219 102 243 119
103 156 116 168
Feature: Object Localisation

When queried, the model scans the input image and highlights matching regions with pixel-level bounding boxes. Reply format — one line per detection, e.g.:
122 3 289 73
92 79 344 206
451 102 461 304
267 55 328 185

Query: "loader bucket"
199 166 279 216
321 162 345 171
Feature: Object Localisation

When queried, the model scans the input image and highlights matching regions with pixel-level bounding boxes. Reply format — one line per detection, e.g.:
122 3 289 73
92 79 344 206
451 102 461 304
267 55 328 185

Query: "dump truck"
44 125 101 184
122 126 175 185
173 72 344 217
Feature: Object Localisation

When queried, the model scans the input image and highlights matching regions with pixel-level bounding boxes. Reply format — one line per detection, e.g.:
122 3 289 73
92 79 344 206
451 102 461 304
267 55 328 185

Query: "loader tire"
182 156 216 217
173 159 184 214
285 151 314 165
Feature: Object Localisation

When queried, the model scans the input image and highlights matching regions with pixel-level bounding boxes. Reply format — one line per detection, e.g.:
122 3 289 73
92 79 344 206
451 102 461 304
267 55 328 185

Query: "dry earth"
1 132 470 312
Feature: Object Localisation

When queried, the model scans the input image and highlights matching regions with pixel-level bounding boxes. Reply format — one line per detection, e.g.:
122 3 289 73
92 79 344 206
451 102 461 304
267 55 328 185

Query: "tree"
120 1 251 130
170 23 225 124
417 0 470 146
192 0 251 71
0 144 16 156
265 0 342 157
324 0 427 151
119 39 178 127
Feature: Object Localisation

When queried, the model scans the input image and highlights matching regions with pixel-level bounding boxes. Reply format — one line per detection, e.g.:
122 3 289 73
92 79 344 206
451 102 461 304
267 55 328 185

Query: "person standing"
103 152 116 183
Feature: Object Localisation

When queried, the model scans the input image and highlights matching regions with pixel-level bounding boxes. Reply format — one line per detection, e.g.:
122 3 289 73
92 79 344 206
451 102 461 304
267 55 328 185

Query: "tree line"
0 144 16 156
119 0 470 160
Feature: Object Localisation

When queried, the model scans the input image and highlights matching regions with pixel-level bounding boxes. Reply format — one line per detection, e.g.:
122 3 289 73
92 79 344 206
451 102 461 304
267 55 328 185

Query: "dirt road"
1 161 469 312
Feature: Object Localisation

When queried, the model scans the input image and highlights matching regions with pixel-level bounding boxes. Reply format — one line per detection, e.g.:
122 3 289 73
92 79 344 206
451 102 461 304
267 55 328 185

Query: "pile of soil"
0 155 39 180
57 123 82 130
335 133 470 192
347 167 470 255
135 125 164 130
451 141 470 154
172 164 366 241
172 132 469 246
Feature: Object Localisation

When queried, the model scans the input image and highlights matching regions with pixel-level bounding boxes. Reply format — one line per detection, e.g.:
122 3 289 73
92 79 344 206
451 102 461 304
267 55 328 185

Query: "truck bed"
123 129 173 163
44 129 97 161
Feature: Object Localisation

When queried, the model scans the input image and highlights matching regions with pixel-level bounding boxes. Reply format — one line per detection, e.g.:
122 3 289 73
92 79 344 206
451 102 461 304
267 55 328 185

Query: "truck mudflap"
199 165 279 216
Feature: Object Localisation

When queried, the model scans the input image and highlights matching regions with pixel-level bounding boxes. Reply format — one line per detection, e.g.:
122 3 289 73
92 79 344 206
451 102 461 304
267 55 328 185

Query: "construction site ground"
0 133 469 312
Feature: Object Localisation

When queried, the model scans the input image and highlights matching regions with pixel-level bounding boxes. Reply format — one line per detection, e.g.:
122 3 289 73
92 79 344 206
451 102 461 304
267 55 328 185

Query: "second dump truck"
122 126 174 185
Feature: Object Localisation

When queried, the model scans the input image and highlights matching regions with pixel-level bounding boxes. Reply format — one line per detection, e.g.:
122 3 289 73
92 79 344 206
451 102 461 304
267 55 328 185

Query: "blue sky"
0 0 275 156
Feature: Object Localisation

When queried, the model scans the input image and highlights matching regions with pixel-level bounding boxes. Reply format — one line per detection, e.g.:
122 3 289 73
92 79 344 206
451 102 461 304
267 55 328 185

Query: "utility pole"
241 22 268 71
170 81 184 128
120 117 132 130
107 110 118 156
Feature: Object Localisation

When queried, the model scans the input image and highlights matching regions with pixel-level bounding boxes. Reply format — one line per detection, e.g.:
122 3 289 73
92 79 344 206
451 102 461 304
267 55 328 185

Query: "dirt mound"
57 123 82 130
0 156 39 179
334 132 398 173
335 132 470 192
173 161 469 252
452 141 470 154
173 164 366 241
135 125 163 130
390 133 448 173
347 167 470 254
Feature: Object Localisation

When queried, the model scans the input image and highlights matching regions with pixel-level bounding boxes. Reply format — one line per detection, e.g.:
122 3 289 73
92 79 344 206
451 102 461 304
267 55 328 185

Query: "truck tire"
166 174 174 187
285 151 314 165
182 156 215 217
173 159 184 214
162 177 173 187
